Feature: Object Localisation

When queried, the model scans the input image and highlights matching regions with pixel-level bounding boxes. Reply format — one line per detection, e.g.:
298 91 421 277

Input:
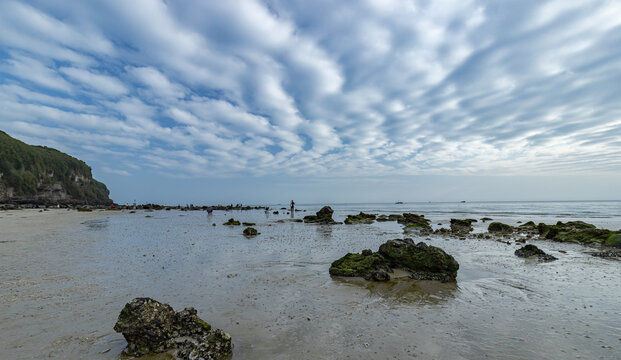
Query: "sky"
1 0 620 204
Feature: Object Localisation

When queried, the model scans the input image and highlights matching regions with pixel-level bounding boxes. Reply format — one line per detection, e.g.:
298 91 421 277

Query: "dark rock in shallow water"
450 218 477 234
243 227 258 236
344 212 376 224
488 222 514 234
480 217 493 222
330 239 459 282
376 214 402 222
398 213 432 231
222 218 240 226
242 222 255 226
537 221 620 245
113 298 232 359
515 244 557 261
364 270 391 281
303 206 337 224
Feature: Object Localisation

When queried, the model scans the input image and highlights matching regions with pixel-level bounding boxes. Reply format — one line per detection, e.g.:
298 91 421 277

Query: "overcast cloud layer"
1 0 620 202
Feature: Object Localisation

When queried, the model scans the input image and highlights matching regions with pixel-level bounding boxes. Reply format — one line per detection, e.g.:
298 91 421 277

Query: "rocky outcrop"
243 227 258 236
0 130 111 205
450 218 477 234
514 244 557 261
537 221 620 245
398 213 432 231
344 212 376 224
113 298 232 359
222 218 241 225
330 238 459 282
303 206 337 224
488 222 513 234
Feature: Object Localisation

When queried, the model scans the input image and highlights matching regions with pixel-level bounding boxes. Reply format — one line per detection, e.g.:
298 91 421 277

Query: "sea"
1 201 620 359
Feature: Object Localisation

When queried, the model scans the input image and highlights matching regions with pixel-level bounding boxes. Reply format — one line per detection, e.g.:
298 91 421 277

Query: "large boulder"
450 218 477 234
514 244 557 261
344 212 376 224
303 206 337 224
113 298 232 359
378 239 459 281
488 222 513 234
329 239 459 282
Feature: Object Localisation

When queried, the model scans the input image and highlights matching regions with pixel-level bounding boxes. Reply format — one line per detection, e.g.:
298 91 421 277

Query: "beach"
1 203 620 359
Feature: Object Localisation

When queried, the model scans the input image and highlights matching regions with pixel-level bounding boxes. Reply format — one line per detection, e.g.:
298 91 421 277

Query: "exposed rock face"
303 206 337 224
113 298 232 359
514 244 557 261
488 222 514 234
537 221 620 245
329 239 459 282
450 218 477 234
398 213 432 231
344 212 376 224
0 130 111 205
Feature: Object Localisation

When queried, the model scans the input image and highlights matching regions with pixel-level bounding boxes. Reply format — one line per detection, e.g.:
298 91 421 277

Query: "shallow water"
1 202 620 359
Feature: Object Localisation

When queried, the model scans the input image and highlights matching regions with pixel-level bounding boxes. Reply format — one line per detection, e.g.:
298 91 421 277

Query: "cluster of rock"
398 213 432 231
344 212 376 224
113 298 232 359
329 238 459 282
514 244 557 261
303 206 338 224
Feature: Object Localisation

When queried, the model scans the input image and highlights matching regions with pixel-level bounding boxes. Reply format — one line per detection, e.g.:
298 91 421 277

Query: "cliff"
0 130 112 205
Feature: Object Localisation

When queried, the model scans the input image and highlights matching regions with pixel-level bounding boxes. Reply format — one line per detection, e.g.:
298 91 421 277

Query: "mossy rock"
398 213 431 231
329 252 391 277
450 218 477 233
605 233 621 247
243 227 258 236
518 221 537 228
344 212 376 224
515 244 557 260
303 206 337 224
488 222 513 233
242 222 255 226
378 239 459 281
376 214 402 222
538 221 614 245
223 218 241 226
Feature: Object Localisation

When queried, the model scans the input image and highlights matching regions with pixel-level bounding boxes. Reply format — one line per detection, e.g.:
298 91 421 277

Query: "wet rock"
488 222 514 234
303 206 337 224
222 218 240 226
450 218 477 234
242 222 255 226
537 221 620 245
378 239 459 282
480 217 493 222
344 212 376 224
113 298 232 359
364 270 391 281
590 250 621 258
398 213 432 231
514 244 557 261
329 239 458 282
243 227 258 236
376 214 402 222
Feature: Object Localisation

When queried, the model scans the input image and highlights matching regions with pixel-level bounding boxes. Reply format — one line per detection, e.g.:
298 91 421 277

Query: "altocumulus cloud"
1 0 620 180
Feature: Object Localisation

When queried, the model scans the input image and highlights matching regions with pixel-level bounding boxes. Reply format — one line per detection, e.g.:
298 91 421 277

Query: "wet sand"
1 208 620 359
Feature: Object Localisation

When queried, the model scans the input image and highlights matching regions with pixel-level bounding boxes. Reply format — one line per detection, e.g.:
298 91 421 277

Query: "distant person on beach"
290 200 295 213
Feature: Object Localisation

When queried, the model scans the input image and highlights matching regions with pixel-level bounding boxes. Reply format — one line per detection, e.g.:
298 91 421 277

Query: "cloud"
0 0 620 185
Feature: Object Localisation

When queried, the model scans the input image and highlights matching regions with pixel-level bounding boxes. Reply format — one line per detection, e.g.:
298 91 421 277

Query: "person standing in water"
290 200 295 216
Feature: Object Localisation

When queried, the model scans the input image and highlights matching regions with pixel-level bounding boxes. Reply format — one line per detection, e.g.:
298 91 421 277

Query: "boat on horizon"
395 201 404 204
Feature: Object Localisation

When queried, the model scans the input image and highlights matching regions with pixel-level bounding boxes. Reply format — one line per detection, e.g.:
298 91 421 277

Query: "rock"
398 213 432 231
450 218 477 234
364 270 391 281
518 221 537 229
113 298 232 359
590 250 621 258
303 206 337 224
537 221 620 245
480 217 493 222
329 252 392 277
344 212 376 224
514 244 557 261
378 239 459 281
242 222 255 226
222 218 240 226
376 214 402 222
243 227 258 236
488 222 513 234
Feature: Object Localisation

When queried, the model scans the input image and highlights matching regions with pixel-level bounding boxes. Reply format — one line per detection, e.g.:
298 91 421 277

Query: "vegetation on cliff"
0 130 111 204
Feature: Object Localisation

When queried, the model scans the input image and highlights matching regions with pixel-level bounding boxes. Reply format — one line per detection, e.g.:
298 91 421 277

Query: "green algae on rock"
223 218 241 226
303 206 337 224
537 221 620 245
113 298 232 359
344 212 376 224
488 222 514 234
242 222 256 226
450 218 477 233
398 213 432 231
330 239 459 282
515 244 557 261
243 227 258 236
376 214 402 222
